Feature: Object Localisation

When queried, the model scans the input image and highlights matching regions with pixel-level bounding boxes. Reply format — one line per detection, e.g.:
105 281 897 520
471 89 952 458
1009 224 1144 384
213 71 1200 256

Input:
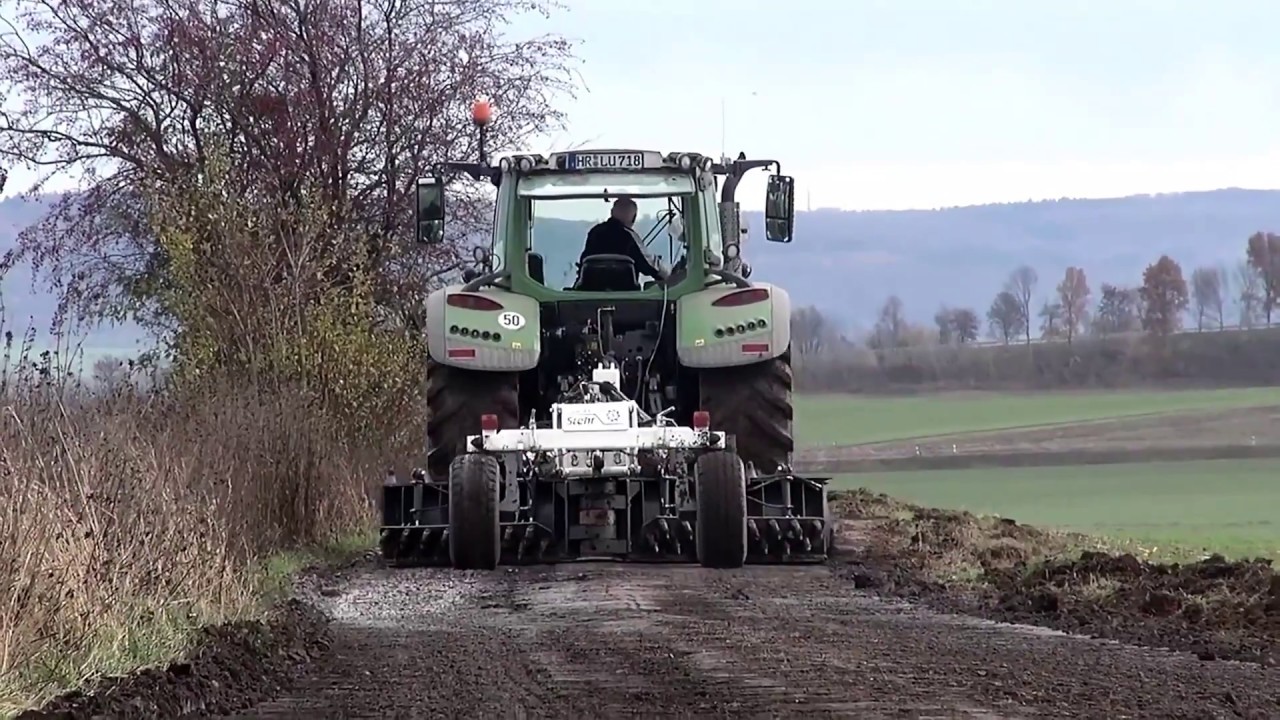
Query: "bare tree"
1092 283 1139 336
951 308 979 344
1056 266 1090 345
870 295 907 350
934 306 955 345
90 354 129 392
0 0 577 338
1190 266 1225 332
987 290 1024 344
1237 260 1264 329
791 306 830 357
1005 265 1037 345
1039 301 1063 339
1246 232 1280 325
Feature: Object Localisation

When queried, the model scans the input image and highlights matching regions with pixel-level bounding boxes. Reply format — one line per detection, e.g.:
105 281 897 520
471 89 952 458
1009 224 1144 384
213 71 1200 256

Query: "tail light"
447 293 504 311
711 288 769 307
692 411 710 430
480 414 500 432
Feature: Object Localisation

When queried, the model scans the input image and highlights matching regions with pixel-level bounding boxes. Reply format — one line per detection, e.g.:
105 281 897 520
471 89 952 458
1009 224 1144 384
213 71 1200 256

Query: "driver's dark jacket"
580 218 663 278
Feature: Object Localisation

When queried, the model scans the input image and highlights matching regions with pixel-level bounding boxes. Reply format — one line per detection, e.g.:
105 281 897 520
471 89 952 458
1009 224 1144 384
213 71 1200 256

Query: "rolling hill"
2 187 1278 350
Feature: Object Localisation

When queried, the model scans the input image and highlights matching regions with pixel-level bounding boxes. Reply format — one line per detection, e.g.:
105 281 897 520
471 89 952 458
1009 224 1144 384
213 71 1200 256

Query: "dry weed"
0 326 381 713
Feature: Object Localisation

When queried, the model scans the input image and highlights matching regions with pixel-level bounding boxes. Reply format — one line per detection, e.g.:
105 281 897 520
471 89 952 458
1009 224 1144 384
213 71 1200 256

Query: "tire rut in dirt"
699 352 793 474
425 359 518 480
224 570 595 719
475 565 912 716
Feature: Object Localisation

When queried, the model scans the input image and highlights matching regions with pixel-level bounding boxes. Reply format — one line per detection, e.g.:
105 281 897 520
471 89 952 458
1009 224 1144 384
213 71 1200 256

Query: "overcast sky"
4 0 1279 211
515 0 1280 210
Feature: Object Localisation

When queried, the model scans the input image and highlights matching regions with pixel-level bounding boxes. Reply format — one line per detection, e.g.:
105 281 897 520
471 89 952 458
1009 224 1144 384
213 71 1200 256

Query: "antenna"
720 97 726 161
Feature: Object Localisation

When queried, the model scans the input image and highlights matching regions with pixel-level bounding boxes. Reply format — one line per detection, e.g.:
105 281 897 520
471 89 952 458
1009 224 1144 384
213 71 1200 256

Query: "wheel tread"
698 352 794 474
448 453 501 570
695 451 747 569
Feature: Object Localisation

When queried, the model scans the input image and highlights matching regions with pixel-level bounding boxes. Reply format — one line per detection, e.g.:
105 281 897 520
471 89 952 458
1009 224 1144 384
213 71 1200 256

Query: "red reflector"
446 347 477 359
480 413 499 432
692 410 710 430
446 293 504 311
711 288 769 307
741 342 770 354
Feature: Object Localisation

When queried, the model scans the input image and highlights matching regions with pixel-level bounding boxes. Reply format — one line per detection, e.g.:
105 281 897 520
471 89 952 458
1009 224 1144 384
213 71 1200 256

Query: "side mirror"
415 176 445 244
764 174 795 243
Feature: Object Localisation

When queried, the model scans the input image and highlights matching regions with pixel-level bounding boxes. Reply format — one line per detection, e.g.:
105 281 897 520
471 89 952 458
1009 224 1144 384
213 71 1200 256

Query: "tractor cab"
413 102 797 303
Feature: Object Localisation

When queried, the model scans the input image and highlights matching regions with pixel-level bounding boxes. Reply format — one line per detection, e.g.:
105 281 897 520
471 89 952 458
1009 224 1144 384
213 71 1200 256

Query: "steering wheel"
705 269 752 289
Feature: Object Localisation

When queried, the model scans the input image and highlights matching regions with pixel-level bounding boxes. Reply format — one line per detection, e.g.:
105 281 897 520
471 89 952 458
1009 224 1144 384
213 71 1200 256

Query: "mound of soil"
17 599 330 720
990 551 1279 664
832 488 1280 666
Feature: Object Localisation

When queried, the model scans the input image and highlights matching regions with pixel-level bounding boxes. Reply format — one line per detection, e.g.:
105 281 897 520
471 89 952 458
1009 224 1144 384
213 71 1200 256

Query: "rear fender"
426 286 541 371
675 282 791 368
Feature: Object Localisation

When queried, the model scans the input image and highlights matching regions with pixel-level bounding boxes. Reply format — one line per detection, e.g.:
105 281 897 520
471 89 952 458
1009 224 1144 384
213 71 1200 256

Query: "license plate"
567 152 644 170
561 450 632 471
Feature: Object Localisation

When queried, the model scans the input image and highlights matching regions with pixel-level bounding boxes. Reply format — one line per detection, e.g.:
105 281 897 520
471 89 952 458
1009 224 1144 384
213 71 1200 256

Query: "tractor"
379 100 831 569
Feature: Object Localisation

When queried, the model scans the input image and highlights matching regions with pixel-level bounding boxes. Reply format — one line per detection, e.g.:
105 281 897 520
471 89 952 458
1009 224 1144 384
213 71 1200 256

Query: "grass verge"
833 458 1280 561
832 488 1280 666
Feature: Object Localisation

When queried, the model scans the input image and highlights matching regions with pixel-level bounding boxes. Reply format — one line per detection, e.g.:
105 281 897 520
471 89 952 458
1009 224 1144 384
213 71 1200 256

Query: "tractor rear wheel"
695 451 747 569
698 350 794 474
426 357 519 482
448 453 501 570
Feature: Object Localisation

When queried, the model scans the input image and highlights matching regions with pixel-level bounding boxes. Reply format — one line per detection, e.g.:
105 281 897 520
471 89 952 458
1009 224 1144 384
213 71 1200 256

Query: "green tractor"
380 101 831 569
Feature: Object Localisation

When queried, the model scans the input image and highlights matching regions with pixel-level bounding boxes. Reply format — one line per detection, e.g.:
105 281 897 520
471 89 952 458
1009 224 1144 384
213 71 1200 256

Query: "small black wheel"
448 453 501 570
695 451 748 569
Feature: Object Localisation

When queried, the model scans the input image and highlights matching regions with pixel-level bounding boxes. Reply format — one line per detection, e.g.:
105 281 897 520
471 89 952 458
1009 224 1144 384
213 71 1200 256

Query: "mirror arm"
714 158 780 203
436 161 501 185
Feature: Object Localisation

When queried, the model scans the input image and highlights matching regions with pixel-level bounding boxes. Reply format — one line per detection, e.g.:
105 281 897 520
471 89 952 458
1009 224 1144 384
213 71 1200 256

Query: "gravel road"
224 563 1280 719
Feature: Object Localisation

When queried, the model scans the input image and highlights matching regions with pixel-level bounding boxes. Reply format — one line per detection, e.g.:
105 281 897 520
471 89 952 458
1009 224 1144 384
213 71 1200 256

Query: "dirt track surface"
193 560 1275 720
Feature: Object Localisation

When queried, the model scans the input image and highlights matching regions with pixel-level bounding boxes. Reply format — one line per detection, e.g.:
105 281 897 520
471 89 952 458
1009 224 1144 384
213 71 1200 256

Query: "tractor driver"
580 197 669 281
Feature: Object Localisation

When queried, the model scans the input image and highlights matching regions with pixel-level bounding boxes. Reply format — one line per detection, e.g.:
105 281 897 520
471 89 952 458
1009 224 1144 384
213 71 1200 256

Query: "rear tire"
695 451 748 569
698 350 794 474
426 357 519 481
448 453 501 570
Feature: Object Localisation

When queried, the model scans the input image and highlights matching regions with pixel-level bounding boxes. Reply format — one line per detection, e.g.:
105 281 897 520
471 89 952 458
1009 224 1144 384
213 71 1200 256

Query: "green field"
835 458 1280 560
796 387 1280 447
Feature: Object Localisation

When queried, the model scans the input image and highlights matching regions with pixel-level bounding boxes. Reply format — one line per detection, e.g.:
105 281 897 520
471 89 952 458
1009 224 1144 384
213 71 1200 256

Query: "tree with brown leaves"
1245 232 1280 325
1055 266 1090 345
0 0 577 342
1139 255 1189 336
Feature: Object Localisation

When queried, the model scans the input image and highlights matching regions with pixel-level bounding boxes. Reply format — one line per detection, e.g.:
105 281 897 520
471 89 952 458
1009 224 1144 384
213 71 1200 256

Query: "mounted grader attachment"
380 99 831 569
